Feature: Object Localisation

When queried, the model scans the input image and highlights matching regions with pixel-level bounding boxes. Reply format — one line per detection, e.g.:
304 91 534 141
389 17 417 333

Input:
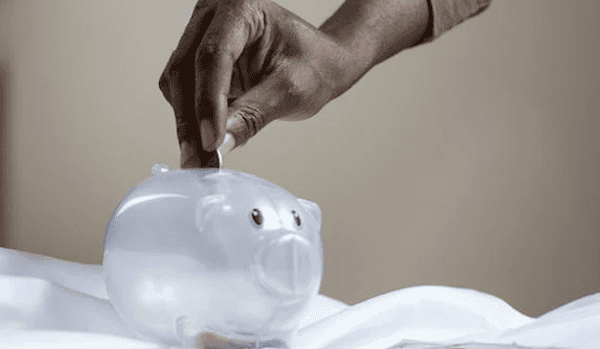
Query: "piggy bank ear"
298 198 322 230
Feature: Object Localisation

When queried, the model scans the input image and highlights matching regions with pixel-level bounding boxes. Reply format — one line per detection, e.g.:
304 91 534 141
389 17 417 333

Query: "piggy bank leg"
180 331 287 349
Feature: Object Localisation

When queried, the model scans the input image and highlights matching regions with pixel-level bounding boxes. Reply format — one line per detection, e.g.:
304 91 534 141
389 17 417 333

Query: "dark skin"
159 0 430 169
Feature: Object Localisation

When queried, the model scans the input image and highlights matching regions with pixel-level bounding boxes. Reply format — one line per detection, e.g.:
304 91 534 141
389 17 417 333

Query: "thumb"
225 71 300 150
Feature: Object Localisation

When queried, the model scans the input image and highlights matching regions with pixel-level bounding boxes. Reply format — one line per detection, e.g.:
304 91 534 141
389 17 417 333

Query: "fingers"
159 0 331 160
159 0 215 102
226 62 331 148
195 8 249 152
158 0 221 168
167 71 221 169
167 0 216 70
225 69 292 148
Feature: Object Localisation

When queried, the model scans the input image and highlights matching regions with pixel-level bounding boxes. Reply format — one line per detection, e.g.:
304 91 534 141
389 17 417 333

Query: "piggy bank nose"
256 233 321 297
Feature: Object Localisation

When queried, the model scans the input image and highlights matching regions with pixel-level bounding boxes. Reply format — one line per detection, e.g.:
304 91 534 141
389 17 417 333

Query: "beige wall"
1 0 598 318
0 12 8 248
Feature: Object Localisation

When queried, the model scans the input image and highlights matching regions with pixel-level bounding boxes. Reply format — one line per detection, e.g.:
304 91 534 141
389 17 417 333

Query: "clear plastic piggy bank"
103 165 324 348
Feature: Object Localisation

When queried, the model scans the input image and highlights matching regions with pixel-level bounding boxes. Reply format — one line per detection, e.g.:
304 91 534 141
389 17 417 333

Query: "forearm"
319 0 430 76
318 0 492 90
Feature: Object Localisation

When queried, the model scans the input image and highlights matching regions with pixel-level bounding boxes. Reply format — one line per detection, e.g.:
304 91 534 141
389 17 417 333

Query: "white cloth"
0 247 598 349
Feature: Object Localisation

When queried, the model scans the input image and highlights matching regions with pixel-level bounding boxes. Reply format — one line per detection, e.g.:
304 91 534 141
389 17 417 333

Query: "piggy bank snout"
256 233 321 297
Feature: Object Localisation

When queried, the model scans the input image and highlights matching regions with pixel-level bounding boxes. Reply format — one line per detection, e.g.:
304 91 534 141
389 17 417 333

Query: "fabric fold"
0 247 598 349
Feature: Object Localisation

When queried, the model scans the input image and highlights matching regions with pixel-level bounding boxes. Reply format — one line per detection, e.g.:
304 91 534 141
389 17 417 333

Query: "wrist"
315 37 374 101
319 0 430 79
318 7 379 98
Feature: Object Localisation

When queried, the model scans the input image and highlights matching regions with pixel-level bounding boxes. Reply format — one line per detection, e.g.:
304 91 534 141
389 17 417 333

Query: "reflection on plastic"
103 165 324 348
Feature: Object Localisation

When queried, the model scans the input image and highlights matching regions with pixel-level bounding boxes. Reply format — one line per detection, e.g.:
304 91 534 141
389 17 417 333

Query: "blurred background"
0 0 598 318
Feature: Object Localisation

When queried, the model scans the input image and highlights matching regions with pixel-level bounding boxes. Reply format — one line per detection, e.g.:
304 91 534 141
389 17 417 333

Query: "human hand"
158 0 358 168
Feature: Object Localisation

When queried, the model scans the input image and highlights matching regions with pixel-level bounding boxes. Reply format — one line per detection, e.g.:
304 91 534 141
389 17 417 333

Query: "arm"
159 0 493 166
319 0 492 96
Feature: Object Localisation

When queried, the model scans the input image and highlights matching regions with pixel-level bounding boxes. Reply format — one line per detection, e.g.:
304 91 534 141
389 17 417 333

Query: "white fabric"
0 247 598 349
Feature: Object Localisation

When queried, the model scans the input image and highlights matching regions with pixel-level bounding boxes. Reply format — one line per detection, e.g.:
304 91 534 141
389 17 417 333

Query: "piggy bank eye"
292 210 301 227
251 209 263 227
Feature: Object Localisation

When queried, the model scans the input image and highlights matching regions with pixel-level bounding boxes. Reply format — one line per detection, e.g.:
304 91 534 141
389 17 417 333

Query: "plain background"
0 0 598 318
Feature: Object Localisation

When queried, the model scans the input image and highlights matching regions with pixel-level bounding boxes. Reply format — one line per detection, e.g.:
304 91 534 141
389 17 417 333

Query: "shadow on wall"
0 62 7 247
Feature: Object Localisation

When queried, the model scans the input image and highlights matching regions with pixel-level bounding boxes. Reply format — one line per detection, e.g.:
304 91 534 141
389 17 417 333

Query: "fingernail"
200 119 216 151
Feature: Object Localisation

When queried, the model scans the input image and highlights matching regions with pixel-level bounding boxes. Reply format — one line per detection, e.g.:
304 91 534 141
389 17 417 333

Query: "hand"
159 0 357 168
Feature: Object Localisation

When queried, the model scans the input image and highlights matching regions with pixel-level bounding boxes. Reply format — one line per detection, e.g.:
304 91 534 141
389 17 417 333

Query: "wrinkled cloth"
421 0 493 43
1 246 599 349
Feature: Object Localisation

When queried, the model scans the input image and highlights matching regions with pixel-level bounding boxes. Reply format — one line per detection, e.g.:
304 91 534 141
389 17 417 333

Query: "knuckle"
158 73 170 96
165 60 183 78
281 66 322 106
235 105 264 140
197 42 221 57
196 43 236 64
158 61 188 101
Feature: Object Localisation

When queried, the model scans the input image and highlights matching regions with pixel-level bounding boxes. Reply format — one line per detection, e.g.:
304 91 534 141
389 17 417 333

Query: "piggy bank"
103 165 323 348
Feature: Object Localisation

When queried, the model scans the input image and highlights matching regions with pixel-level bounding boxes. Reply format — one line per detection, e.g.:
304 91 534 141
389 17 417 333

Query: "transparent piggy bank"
103 165 324 348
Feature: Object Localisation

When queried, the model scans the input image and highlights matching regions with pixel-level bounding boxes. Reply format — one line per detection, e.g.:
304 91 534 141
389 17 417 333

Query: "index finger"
194 9 249 152
164 0 216 72
168 71 221 169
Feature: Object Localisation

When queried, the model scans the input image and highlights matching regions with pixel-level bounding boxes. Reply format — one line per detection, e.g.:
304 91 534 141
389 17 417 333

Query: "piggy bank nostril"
256 234 320 297
291 210 301 227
